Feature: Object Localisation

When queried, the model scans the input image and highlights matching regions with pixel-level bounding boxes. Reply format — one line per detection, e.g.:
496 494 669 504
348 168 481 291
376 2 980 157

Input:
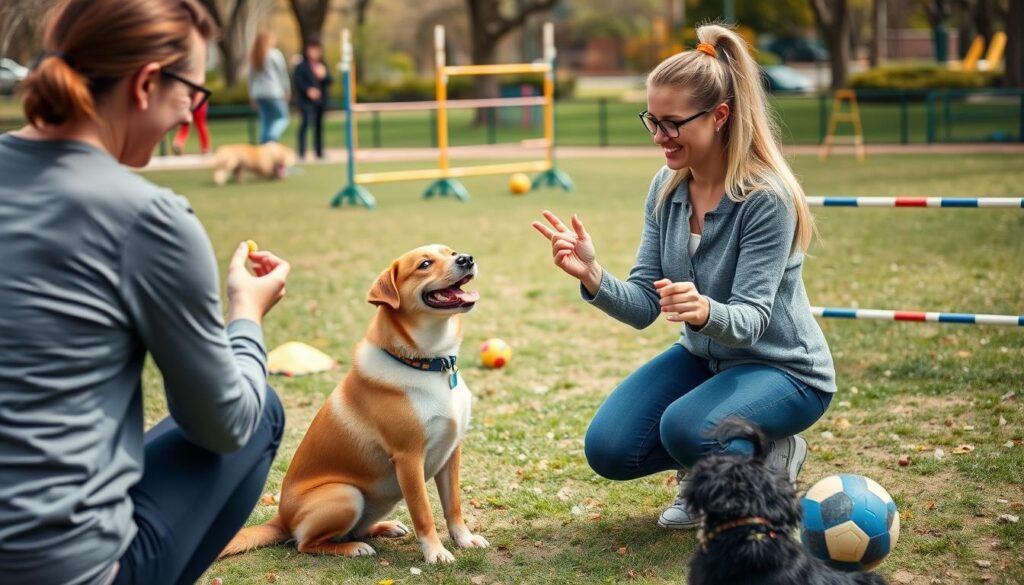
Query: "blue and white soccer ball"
800 474 900 571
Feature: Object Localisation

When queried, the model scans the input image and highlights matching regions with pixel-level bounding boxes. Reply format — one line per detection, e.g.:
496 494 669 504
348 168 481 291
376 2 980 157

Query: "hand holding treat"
227 240 290 323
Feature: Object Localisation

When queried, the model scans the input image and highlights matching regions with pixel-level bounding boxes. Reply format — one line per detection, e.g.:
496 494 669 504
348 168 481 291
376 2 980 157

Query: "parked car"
0 58 29 95
764 37 828 63
761 64 814 94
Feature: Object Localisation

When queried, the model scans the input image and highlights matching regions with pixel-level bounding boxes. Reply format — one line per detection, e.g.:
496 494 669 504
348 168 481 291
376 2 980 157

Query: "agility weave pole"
330 24 572 208
808 194 1022 326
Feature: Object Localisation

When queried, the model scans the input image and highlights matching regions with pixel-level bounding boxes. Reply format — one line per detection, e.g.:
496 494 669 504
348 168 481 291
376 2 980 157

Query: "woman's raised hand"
531 210 602 293
226 241 290 324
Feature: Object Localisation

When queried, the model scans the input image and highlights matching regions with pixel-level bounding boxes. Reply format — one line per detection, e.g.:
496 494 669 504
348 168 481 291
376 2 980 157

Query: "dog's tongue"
455 289 480 303
429 287 479 305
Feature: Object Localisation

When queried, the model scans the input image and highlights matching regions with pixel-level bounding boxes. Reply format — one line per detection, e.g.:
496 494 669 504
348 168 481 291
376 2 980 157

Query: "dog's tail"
710 418 770 460
218 515 290 558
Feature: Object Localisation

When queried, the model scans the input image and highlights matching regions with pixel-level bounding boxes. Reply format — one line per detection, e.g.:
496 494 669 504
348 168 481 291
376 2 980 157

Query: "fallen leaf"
469 499 483 509
974 560 992 568
470 577 486 585
259 493 279 506
999 416 1007 427
378 580 396 585
556 486 574 501
951 444 975 454
379 560 391 567
898 455 912 467
210 579 223 585
265 574 277 584
616 546 627 556
962 425 975 431
836 417 851 430
587 512 602 520
926 500 936 510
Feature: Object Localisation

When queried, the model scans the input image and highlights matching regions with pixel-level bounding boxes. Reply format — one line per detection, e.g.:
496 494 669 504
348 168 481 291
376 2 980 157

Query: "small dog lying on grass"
684 419 887 585
211 142 297 186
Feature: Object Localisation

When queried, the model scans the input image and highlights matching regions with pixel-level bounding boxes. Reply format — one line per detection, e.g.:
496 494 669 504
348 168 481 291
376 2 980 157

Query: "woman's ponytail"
21 54 98 128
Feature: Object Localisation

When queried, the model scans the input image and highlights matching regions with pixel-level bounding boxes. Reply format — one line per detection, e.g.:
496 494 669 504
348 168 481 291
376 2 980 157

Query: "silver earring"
715 126 720 133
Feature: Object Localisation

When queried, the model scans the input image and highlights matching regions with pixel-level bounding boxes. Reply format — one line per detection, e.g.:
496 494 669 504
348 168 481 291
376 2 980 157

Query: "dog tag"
449 367 459 390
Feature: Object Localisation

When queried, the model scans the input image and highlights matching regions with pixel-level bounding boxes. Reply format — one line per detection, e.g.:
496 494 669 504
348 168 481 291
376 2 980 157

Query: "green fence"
2 89 1021 154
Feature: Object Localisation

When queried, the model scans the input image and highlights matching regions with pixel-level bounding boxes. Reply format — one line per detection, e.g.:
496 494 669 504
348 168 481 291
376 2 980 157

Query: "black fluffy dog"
684 419 887 585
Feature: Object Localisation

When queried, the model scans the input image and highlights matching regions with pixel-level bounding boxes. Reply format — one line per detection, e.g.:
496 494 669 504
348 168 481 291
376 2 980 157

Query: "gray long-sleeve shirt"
249 48 291 100
584 167 836 393
0 134 268 585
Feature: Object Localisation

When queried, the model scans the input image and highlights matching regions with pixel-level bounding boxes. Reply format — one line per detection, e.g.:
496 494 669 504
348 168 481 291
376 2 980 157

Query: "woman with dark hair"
293 38 332 160
0 1 290 583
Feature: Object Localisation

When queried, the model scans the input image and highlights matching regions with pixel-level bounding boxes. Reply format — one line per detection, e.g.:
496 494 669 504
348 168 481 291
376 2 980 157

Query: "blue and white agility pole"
331 29 376 209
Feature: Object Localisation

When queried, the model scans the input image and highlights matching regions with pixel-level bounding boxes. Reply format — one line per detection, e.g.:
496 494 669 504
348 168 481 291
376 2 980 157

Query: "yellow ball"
480 338 512 369
508 173 531 195
246 239 259 253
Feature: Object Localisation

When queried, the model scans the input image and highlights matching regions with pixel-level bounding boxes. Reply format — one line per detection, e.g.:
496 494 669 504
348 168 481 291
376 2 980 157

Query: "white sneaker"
657 470 700 530
766 435 808 484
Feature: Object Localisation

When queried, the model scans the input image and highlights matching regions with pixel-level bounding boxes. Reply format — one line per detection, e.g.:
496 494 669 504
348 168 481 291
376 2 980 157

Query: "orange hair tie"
695 43 717 57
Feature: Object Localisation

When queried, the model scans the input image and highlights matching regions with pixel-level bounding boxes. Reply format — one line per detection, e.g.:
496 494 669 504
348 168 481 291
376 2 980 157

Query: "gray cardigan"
583 167 836 393
0 134 268 585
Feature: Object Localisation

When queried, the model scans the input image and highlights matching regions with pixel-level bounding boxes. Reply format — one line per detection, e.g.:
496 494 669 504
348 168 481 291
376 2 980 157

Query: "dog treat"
246 240 258 254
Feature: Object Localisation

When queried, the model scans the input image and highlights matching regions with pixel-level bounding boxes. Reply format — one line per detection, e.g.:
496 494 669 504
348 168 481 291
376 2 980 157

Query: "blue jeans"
585 344 831 480
255 98 289 144
112 387 285 585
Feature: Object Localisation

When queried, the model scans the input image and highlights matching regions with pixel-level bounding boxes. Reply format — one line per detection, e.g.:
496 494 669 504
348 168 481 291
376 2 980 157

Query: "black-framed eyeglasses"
161 69 212 113
638 109 710 138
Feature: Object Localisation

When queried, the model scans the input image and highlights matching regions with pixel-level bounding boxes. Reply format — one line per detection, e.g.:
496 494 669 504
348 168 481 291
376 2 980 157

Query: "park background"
1 1 1023 584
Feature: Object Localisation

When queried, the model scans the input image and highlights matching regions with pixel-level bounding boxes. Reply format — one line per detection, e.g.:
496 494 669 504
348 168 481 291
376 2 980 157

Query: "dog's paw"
369 520 410 538
452 530 489 549
421 541 456 564
336 541 376 557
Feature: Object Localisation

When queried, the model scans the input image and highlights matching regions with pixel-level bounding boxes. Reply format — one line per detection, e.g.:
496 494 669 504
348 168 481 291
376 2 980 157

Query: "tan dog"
220 244 487 564
211 142 297 186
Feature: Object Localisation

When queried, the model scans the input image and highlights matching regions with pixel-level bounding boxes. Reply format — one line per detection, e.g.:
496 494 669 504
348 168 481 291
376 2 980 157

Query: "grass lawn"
138 153 1024 585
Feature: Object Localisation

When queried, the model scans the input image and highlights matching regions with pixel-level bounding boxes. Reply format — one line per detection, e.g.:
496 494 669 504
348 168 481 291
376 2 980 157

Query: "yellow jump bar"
444 63 550 76
356 160 552 185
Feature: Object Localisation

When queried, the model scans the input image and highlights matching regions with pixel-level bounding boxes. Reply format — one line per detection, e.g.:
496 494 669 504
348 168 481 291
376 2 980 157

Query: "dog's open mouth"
423 273 480 309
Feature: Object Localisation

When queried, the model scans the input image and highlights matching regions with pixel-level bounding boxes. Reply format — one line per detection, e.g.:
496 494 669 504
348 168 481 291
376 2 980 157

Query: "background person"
293 37 332 160
249 31 290 144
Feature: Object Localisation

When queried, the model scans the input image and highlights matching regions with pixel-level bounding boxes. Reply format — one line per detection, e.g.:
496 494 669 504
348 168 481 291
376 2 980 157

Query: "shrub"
849 64 1001 91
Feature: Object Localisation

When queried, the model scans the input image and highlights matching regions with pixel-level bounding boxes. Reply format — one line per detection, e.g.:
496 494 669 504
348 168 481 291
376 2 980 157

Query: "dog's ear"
367 261 401 310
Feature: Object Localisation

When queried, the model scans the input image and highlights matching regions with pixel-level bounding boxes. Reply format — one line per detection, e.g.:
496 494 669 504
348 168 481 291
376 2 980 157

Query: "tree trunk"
810 0 851 90
869 0 886 67
1006 0 1022 88
289 0 331 49
219 39 239 86
464 0 559 124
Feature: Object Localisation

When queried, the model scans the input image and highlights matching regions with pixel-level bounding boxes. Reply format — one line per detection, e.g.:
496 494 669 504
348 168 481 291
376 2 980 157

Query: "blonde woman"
532 24 835 529
249 31 290 143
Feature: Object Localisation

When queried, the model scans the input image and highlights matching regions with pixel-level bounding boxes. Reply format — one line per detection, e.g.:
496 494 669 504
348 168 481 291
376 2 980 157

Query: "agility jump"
332 24 573 209
808 195 1023 326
